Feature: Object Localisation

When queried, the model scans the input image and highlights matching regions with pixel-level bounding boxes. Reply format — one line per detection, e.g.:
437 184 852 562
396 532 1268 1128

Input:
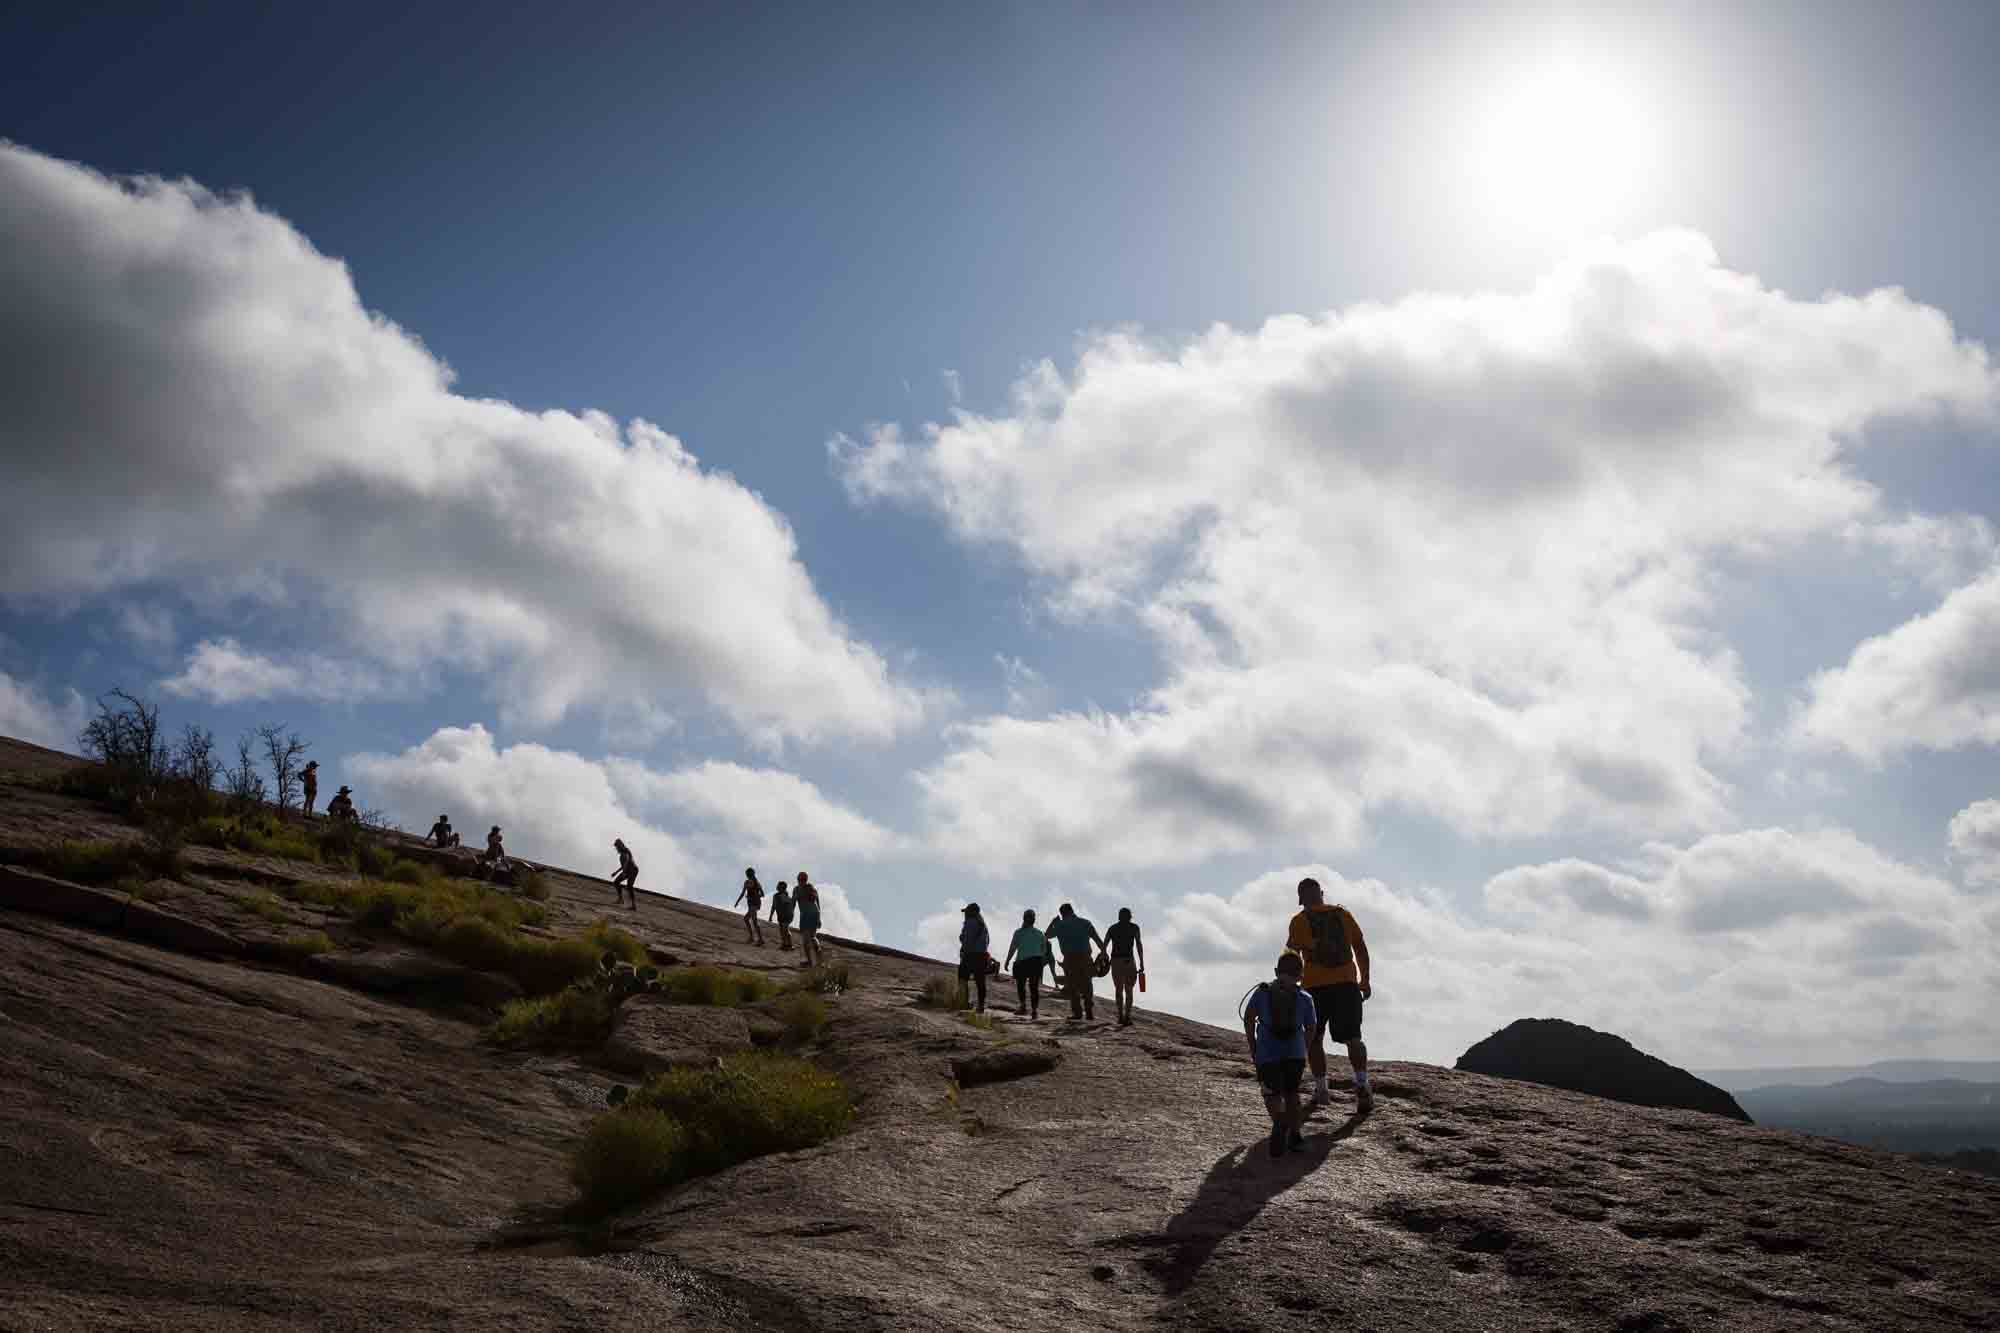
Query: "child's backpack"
1256 982 1300 1041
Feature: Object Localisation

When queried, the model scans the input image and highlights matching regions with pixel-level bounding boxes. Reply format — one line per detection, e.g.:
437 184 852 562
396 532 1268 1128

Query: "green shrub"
571 1109 687 1214
517 866 550 901
434 915 518 973
775 991 829 1044
571 1053 852 1215
958 1010 996 1031
581 919 647 967
384 857 433 886
280 931 335 962
633 1053 852 1172
658 965 773 1006
247 890 291 923
190 815 235 849
315 819 363 864
489 984 617 1048
918 975 969 1011
33 839 155 886
788 962 850 996
508 936 603 996
354 841 397 877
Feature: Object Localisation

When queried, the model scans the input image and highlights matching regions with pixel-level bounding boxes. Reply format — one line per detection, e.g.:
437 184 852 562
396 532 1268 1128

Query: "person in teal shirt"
1003 909 1049 1019
1045 903 1105 1021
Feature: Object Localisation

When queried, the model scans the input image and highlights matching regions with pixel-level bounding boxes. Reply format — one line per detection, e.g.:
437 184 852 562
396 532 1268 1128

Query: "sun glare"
1463 55 1655 239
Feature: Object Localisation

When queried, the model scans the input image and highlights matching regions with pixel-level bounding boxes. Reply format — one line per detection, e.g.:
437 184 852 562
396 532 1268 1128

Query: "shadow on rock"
1126 1114 1360 1295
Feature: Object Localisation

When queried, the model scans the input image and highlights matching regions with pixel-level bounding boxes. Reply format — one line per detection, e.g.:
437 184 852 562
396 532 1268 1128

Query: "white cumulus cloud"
1949 799 2000 888
839 231 1997 871
0 143 924 747
1798 567 2000 760
0 672 87 753
161 638 400 704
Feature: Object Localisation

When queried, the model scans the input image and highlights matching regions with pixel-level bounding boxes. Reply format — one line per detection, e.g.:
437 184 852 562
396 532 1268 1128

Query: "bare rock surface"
306 945 524 1009
600 998 755 1076
1458 1016 1752 1122
0 863 243 956
3 740 1998 1330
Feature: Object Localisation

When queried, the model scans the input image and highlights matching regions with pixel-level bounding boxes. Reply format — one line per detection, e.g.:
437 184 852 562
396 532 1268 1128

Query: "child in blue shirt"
1243 952 1318 1157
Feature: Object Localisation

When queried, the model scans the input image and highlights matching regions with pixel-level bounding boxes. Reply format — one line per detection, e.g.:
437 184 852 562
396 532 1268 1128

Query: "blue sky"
4 1 1999 1067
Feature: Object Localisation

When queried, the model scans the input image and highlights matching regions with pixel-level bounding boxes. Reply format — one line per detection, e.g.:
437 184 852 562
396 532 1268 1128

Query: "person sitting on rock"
482 825 507 864
1244 952 1317 1157
1003 908 1047 1020
735 868 765 946
795 872 821 969
958 902 991 1014
770 880 795 951
301 760 320 817
429 814 454 848
324 786 358 823
611 838 640 910
1045 903 1105 1022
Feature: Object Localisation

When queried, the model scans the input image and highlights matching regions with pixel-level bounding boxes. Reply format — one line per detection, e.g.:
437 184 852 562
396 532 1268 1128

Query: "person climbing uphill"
735 868 766 946
1285 877 1374 1113
1003 908 1047 1019
1243 952 1317 1157
770 880 795 951
1104 907 1146 1026
958 902 991 1014
301 760 319 817
1046 903 1105 1021
610 838 640 909
795 872 822 968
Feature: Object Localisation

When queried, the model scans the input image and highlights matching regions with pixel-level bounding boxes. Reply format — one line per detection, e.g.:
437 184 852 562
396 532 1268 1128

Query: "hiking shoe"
1268 1125 1287 1158
1356 1086 1375 1114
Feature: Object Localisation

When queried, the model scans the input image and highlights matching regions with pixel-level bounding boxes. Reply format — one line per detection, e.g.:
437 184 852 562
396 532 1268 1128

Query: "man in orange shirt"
1285 877 1373 1113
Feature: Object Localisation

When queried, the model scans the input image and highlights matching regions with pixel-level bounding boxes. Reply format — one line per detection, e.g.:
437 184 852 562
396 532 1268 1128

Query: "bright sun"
1465 57 1654 237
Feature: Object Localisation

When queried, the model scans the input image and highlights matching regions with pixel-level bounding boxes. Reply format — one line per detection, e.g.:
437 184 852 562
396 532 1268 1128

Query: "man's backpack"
1305 907 1352 971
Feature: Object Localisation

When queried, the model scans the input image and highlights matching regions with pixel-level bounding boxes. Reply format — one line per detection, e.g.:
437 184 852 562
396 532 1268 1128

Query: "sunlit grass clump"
570 1052 853 1215
489 984 618 1048
656 965 774 1007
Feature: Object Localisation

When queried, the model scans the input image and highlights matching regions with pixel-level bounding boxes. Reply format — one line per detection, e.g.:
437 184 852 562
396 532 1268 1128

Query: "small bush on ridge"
489 984 618 1048
775 991 829 1044
788 962 850 995
280 931 335 962
657 965 773 1007
570 1052 852 1216
918 976 969 1011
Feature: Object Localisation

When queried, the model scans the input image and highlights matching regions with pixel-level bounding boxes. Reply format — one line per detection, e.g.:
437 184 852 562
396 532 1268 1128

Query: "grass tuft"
246 890 291 923
571 1052 852 1215
918 975 970 1011
657 965 774 1006
516 866 550 901
775 991 829 1044
31 838 181 886
279 930 335 962
787 962 850 995
489 984 618 1048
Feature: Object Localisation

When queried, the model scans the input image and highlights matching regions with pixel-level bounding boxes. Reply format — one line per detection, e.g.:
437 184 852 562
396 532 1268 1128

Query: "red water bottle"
1138 971 1147 993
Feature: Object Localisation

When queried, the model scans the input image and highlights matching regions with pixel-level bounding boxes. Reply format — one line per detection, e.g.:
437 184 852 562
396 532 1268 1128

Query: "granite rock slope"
2 737 1996 1331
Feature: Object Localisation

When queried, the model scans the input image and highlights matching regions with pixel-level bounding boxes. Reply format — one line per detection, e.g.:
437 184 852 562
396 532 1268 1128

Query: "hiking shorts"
1110 957 1138 988
1012 957 1046 980
1257 1059 1306 1096
958 951 989 982
1309 983 1364 1044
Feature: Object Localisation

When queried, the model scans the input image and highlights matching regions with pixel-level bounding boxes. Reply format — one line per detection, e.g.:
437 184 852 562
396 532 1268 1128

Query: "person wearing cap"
301 760 320 817
1286 876 1374 1113
1002 908 1048 1020
735 868 766 946
324 785 357 822
957 902 991 1013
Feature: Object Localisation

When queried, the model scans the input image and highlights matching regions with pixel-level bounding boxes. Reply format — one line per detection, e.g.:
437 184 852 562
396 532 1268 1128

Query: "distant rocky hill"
4 737 1998 1331
1457 1017 1752 1122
